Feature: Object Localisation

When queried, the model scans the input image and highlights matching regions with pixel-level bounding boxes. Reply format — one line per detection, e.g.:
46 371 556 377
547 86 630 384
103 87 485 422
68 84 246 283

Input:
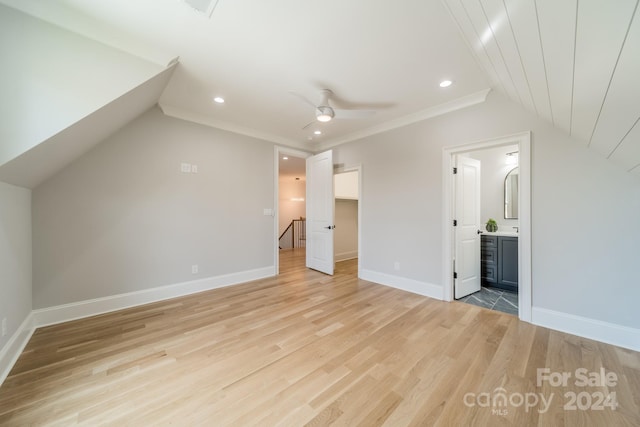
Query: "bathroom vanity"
481 233 518 292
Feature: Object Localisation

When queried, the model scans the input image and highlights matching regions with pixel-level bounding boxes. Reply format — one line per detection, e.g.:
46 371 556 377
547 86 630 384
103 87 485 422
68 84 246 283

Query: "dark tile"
477 287 502 306
493 297 518 315
459 285 518 316
464 294 494 310
501 291 519 307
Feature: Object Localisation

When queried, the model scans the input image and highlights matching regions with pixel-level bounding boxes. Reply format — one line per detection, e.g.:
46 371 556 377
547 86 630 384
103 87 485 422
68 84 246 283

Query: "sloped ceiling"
1 0 638 176
0 4 176 188
0 65 176 189
444 0 640 175
0 0 492 151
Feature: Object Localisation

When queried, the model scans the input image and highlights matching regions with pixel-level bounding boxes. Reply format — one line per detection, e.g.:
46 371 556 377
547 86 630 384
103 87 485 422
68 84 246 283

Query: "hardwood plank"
0 248 638 426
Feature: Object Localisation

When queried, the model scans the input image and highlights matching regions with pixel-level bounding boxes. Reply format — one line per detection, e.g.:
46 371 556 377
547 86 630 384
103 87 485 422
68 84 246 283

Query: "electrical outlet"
394 261 400 271
1 318 6 337
191 265 198 274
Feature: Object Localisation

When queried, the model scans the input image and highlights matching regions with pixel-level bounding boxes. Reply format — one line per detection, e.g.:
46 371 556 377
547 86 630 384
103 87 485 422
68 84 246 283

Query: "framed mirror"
504 167 519 219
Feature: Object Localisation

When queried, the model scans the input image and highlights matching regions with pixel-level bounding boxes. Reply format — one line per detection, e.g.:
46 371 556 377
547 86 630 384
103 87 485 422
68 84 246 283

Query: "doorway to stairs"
276 149 307 274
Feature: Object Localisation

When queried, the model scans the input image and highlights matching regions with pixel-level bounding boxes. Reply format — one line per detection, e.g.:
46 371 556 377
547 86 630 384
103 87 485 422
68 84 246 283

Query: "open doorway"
334 168 360 275
455 144 519 315
274 147 310 275
442 132 531 322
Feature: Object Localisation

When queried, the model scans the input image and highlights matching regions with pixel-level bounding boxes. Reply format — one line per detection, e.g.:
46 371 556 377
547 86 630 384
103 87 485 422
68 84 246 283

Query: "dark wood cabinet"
481 235 518 292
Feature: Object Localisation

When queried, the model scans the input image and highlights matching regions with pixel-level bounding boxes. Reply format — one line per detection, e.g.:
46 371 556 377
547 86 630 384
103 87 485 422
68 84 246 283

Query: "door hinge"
453 167 457 174
453 219 457 227
453 272 458 279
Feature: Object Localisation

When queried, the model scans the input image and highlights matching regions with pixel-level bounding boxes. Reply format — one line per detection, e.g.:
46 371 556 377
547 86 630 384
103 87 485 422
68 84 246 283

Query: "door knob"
477 230 483 234
325 225 335 230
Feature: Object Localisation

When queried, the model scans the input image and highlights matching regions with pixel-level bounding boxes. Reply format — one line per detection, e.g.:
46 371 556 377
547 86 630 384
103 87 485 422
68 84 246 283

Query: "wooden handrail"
279 220 294 241
279 218 306 249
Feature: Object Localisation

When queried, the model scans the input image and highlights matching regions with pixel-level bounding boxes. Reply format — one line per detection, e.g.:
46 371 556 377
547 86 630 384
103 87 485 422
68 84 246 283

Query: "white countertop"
482 231 519 237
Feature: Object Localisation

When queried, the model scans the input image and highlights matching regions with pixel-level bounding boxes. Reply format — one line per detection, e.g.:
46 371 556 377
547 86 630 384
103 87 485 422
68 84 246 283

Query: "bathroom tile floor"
458 286 518 315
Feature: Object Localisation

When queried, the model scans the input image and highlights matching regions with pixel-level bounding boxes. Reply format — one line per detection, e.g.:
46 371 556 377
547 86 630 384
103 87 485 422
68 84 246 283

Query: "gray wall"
32 108 275 308
333 91 640 329
334 199 358 261
0 182 32 349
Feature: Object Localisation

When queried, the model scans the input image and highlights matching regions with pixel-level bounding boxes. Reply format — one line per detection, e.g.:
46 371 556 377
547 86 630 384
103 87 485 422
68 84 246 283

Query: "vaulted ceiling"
1 0 638 180
444 0 640 174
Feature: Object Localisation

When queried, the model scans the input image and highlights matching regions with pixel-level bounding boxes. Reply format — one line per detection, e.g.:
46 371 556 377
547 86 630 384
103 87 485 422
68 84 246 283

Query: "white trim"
335 251 358 262
361 269 444 301
32 266 274 328
0 313 35 386
159 103 306 149
532 307 640 352
442 131 532 322
317 89 491 150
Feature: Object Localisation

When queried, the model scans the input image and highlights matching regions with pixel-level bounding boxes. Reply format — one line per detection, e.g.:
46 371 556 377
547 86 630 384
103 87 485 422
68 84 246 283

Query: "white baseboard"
0 312 35 386
335 251 358 262
532 307 640 352
360 269 444 300
32 266 275 328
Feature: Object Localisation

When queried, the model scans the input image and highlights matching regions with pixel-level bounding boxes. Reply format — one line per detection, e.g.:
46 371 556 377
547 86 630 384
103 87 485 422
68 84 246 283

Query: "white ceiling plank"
480 0 536 114
590 6 640 159
461 0 521 103
502 0 553 124
536 0 578 134
572 0 637 145
609 118 640 171
444 0 503 90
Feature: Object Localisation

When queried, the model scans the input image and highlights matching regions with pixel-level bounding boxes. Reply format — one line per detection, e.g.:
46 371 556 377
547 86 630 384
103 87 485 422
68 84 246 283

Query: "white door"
454 156 481 299
306 150 335 275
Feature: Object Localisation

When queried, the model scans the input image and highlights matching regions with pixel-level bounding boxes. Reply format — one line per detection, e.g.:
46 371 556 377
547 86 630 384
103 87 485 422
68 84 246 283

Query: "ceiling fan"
289 89 376 129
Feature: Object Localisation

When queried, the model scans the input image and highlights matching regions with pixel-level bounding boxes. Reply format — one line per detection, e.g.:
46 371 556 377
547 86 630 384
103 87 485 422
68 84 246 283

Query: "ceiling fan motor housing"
316 106 334 122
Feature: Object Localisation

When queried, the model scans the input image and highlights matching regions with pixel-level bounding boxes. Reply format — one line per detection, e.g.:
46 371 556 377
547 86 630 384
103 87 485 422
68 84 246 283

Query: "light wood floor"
1 248 638 426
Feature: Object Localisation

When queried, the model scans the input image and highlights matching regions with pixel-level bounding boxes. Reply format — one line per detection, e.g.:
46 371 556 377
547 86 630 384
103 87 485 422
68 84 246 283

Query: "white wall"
0 4 162 167
335 199 358 261
278 177 306 236
467 145 519 230
333 91 640 329
0 182 32 351
32 108 275 308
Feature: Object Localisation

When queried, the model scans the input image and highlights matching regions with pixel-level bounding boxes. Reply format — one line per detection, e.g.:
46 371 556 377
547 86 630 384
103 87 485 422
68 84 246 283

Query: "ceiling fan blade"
333 109 376 119
302 120 318 130
288 91 317 109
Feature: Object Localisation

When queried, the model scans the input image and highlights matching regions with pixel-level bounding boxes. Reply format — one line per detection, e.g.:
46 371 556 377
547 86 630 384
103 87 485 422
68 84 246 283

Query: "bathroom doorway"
442 132 531 322
457 144 519 315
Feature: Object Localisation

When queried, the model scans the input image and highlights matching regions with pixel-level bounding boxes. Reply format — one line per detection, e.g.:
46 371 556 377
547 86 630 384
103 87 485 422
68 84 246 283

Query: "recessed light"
282 156 288 160
314 130 322 135
439 80 452 88
213 96 225 104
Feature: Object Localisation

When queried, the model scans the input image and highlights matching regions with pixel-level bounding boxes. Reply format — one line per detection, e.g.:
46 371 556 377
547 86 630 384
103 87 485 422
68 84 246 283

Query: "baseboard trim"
0 313 35 386
360 269 444 300
32 266 275 328
335 251 358 262
532 307 640 352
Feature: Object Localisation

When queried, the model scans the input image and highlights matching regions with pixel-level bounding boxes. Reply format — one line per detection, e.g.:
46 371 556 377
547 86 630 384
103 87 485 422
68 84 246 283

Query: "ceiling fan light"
316 106 334 122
